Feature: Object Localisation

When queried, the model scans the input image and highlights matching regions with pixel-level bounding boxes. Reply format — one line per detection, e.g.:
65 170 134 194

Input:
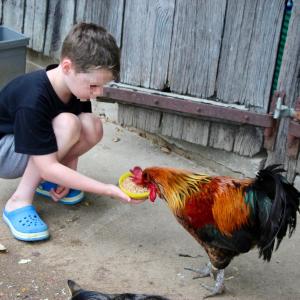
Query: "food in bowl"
122 176 148 193
119 171 149 200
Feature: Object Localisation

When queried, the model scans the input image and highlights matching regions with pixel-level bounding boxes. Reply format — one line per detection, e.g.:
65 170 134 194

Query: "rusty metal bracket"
287 97 300 158
103 86 274 127
263 91 285 151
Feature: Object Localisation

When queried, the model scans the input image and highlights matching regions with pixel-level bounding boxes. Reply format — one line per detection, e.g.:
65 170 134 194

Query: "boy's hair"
61 22 120 79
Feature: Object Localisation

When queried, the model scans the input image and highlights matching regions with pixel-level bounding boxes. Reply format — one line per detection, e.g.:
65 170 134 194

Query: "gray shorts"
0 135 29 179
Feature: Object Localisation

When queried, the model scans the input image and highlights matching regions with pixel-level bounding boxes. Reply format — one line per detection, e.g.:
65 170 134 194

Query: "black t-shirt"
0 65 91 155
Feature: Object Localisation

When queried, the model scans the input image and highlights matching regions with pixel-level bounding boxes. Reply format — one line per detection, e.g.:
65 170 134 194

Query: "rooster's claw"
201 282 225 299
185 262 212 279
200 268 225 298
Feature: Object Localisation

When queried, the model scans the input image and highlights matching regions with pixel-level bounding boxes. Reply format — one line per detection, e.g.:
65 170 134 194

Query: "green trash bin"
0 26 29 88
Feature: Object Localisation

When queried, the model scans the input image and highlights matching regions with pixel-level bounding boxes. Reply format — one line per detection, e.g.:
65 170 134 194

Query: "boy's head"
61 22 120 79
60 22 120 99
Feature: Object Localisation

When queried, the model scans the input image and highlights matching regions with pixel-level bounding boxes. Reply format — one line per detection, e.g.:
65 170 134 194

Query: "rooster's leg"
201 268 225 298
184 262 212 278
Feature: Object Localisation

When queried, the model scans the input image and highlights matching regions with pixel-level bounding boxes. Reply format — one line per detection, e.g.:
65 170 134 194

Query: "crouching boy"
0 22 133 242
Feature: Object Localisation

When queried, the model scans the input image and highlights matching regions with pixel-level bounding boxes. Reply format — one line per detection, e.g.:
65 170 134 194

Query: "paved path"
0 121 299 300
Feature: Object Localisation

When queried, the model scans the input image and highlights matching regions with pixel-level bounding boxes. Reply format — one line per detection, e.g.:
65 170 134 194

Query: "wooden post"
266 0 300 182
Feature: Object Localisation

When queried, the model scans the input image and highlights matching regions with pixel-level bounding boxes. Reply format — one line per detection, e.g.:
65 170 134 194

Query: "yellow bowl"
119 171 149 200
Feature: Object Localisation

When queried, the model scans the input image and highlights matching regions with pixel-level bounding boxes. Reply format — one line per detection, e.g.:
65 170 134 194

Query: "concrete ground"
1 118 300 300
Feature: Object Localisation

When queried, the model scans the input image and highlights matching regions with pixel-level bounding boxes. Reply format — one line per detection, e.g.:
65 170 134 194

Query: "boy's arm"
31 153 131 203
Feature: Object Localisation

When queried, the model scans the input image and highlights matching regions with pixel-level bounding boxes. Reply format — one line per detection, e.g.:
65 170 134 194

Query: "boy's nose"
91 86 103 97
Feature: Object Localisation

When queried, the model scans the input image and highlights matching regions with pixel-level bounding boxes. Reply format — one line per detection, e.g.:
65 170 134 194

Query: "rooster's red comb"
130 166 143 185
130 166 143 176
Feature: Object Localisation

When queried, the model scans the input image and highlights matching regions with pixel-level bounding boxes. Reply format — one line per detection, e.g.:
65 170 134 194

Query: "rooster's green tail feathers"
252 165 300 261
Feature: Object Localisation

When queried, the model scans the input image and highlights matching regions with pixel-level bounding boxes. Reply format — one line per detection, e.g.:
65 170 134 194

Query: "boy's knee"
80 113 103 146
53 113 81 142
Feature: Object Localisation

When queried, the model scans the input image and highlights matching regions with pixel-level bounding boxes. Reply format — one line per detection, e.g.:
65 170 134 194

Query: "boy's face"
64 62 115 100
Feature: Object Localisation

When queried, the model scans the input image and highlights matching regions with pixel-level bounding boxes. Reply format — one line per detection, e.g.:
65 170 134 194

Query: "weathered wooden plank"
23 0 47 52
75 0 124 46
118 104 161 133
2 0 25 32
161 113 184 139
182 118 210 146
121 0 151 87
161 113 210 146
43 0 75 58
168 0 226 98
233 126 263 157
209 123 237 152
285 157 297 182
266 0 300 182
134 107 161 133
121 0 174 89
118 104 134 127
217 0 285 112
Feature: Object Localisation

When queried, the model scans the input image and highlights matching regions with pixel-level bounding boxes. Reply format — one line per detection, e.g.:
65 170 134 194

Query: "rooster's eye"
143 173 150 182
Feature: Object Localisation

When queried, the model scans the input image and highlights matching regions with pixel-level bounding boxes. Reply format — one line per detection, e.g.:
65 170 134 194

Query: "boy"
0 22 135 242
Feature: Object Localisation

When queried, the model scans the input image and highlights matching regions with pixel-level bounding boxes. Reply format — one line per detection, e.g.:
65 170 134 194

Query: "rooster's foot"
201 269 225 298
184 262 212 279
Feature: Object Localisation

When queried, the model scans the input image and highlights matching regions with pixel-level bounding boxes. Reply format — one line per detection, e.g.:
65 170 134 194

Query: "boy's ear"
61 57 73 74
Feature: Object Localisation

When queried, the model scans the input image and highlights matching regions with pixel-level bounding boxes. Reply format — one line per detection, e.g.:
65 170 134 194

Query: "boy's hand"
129 198 148 204
106 184 147 204
50 185 70 202
106 184 131 203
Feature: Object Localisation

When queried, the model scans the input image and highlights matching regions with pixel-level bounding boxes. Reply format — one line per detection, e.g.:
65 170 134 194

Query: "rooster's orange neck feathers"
144 167 254 236
144 167 211 213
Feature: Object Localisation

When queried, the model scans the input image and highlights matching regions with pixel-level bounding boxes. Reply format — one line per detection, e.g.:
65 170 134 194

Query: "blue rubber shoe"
2 205 49 242
36 181 84 205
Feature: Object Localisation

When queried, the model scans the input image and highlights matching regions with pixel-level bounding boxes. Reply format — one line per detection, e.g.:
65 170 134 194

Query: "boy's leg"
59 112 103 167
37 112 103 202
5 113 81 211
5 158 43 212
5 112 102 211
40 112 102 183
2 156 49 241
3 112 102 241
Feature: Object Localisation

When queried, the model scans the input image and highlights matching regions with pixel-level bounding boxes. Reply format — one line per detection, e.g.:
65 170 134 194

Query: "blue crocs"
36 181 84 205
3 205 49 242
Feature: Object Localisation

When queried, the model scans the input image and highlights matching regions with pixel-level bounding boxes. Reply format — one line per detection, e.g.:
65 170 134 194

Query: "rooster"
130 165 300 298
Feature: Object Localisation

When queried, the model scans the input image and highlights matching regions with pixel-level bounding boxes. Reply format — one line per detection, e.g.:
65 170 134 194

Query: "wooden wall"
0 0 287 158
